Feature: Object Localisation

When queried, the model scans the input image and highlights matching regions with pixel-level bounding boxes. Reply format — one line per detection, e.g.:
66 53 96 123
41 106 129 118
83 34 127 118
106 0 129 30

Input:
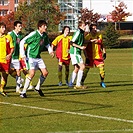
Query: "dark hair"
37 20 47 29
89 23 97 31
0 21 6 28
14 20 22 27
61 26 70 34
78 20 85 27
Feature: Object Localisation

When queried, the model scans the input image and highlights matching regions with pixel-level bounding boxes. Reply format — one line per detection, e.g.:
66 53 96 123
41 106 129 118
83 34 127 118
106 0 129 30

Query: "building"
0 0 24 16
58 0 83 31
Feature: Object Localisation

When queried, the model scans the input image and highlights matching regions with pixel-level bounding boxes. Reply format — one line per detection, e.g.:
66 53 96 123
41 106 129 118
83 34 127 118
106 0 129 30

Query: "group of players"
0 19 106 98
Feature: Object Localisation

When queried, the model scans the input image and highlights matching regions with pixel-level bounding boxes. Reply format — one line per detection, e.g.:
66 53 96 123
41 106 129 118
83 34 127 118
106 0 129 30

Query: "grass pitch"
0 48 133 133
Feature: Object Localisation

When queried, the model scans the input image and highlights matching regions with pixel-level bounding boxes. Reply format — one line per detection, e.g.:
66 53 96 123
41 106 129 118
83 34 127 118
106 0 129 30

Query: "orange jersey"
0 34 14 63
85 32 103 60
52 34 72 61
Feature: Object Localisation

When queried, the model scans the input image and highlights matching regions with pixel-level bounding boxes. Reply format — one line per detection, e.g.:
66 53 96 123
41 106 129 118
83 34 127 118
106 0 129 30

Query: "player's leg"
95 59 106 88
99 66 106 88
0 72 8 96
65 64 69 85
20 58 35 98
58 63 63 86
81 67 90 85
35 58 48 96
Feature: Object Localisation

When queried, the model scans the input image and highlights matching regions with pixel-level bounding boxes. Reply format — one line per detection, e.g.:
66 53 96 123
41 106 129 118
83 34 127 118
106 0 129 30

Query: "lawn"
0 48 133 133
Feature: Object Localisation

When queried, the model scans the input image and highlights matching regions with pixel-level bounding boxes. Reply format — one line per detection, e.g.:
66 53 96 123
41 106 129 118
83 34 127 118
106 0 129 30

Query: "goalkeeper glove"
103 53 106 60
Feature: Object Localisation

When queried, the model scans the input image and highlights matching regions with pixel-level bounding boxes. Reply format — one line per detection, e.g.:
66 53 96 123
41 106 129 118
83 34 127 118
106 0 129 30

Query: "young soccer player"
0 22 14 96
68 21 87 89
9 21 33 92
8 20 23 93
19 20 54 98
52 26 72 86
81 23 106 88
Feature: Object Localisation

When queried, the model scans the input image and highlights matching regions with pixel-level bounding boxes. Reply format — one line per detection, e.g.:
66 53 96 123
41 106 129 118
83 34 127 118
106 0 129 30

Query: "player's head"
61 26 70 36
14 20 22 32
78 20 86 31
0 22 6 34
89 23 97 32
37 20 47 33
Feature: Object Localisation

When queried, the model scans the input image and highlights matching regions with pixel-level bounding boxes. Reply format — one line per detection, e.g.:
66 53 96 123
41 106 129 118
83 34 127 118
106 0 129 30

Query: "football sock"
35 75 46 90
16 76 21 88
22 77 31 93
81 67 90 83
65 65 69 82
76 70 83 86
70 71 77 84
58 65 62 82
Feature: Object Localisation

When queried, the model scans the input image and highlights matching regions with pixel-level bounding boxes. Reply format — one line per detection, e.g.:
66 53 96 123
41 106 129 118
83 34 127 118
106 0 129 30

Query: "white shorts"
10 59 20 70
70 54 83 65
28 58 46 70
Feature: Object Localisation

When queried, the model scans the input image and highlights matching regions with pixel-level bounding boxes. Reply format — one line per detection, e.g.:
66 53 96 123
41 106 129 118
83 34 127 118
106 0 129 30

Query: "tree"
79 8 101 25
0 12 15 32
110 2 131 30
15 0 66 34
102 23 120 48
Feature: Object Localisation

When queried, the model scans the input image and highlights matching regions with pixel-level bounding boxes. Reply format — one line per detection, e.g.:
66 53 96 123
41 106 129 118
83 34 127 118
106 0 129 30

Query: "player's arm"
70 41 86 50
45 44 54 58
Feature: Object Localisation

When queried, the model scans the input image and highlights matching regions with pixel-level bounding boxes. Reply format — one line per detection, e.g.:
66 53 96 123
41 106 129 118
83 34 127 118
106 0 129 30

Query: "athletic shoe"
74 85 87 90
27 85 34 90
20 93 27 98
68 82 73 87
58 82 62 86
34 89 44 96
100 82 106 88
0 91 8 97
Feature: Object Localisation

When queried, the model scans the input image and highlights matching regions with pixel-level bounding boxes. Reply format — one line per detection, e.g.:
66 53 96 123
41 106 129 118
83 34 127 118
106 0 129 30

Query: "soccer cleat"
20 93 27 98
58 82 62 86
68 82 73 87
0 91 8 97
100 82 106 88
74 85 87 90
35 89 44 96
27 85 34 90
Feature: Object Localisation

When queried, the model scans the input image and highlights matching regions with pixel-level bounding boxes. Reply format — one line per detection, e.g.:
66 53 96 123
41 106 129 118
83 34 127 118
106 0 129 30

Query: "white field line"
0 102 133 124
48 128 133 133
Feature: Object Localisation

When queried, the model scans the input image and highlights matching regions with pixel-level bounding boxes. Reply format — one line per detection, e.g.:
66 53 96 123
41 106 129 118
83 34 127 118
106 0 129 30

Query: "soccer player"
81 23 106 88
52 26 72 86
8 20 23 93
19 20 54 98
0 22 14 97
68 21 87 89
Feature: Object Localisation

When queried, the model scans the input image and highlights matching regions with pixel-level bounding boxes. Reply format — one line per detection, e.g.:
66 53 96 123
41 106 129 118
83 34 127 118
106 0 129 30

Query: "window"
0 0 8 5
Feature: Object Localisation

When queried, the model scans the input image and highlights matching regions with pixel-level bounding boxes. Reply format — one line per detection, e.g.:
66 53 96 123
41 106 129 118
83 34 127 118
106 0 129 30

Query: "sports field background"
0 48 133 133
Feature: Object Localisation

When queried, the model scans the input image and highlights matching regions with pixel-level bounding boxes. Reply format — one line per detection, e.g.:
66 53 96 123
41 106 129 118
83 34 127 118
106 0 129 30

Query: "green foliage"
102 23 120 48
15 0 65 35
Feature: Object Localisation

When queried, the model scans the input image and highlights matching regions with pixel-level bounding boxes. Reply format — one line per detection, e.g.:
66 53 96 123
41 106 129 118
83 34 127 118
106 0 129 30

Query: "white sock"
16 76 21 88
22 77 31 93
76 70 83 86
35 75 46 90
70 71 77 83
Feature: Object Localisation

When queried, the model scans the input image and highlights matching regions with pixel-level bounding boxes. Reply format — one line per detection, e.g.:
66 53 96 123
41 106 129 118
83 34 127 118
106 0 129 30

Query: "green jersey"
20 30 50 58
69 28 84 55
9 30 23 59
